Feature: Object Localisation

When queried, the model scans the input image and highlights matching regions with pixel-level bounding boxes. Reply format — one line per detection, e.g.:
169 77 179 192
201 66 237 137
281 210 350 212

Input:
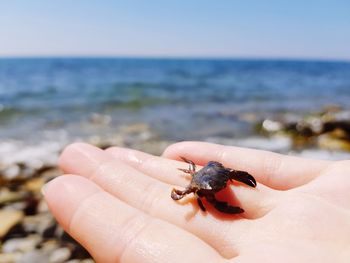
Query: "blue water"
1 58 350 142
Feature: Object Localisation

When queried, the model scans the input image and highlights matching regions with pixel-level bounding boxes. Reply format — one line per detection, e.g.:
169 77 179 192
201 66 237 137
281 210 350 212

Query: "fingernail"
41 181 50 196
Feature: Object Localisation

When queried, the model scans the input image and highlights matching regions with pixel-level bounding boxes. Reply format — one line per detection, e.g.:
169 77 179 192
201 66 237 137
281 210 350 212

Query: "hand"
43 141 350 263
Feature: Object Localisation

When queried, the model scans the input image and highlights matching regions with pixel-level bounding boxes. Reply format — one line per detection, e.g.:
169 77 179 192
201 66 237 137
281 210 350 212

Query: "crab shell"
190 161 232 193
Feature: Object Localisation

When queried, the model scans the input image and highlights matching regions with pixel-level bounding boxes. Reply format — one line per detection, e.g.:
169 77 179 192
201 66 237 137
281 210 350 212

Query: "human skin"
43 141 350 263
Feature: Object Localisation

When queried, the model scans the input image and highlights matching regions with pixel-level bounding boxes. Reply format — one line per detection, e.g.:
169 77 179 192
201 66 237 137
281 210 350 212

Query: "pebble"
1 165 20 181
0 252 22 263
317 133 350 151
22 213 55 236
18 250 50 263
39 168 61 182
25 177 45 193
49 247 71 263
0 189 26 205
89 113 111 126
262 119 283 133
2 234 42 253
0 210 24 238
40 240 60 253
0 141 60 174
37 199 50 213
65 260 80 263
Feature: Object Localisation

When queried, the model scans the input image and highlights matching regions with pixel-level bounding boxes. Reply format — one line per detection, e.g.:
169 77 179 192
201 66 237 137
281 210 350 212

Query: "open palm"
43 142 350 263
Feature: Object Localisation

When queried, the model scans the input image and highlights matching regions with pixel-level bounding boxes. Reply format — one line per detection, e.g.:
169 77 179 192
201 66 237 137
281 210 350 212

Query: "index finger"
162 141 330 190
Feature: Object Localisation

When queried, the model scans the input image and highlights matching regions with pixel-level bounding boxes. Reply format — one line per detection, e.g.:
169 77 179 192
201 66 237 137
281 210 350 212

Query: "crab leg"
196 197 206 212
180 156 196 172
205 194 244 214
171 187 194 200
177 168 194 175
229 169 257 188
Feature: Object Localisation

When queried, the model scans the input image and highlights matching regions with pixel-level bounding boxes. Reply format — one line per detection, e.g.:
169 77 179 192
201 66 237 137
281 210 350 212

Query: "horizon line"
0 54 349 63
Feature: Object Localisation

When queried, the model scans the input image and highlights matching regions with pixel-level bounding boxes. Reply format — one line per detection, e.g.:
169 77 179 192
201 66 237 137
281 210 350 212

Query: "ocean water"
1 58 350 143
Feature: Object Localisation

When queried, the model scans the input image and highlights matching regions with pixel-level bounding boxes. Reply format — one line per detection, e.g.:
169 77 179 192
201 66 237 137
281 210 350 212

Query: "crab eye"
207 161 215 166
207 161 221 167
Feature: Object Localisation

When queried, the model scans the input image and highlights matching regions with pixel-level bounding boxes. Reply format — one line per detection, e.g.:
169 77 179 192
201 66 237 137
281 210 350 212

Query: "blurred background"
1 1 350 262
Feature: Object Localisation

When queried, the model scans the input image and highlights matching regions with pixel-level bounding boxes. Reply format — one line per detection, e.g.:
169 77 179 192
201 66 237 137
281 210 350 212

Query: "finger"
162 141 330 190
59 143 275 258
105 146 193 186
43 175 223 263
105 146 277 218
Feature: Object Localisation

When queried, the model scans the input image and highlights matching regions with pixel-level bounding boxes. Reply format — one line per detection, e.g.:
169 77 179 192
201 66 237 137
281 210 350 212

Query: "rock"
0 189 26 205
1 196 38 216
49 247 71 263
0 252 22 263
4 201 26 211
42 221 58 239
322 121 350 136
60 232 91 259
37 199 49 213
2 234 42 253
317 133 350 151
62 260 94 263
22 213 55 236
120 123 150 134
18 250 50 263
120 123 155 146
88 134 124 149
39 240 60 253
89 113 111 126
24 177 45 193
65 260 80 263
261 119 283 133
0 141 60 175
304 116 324 134
0 164 20 181
39 168 61 182
257 108 350 152
0 210 24 239
23 195 40 215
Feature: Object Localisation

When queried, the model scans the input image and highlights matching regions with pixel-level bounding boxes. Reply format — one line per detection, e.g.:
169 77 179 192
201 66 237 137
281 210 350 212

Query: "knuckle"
260 152 283 185
138 182 163 215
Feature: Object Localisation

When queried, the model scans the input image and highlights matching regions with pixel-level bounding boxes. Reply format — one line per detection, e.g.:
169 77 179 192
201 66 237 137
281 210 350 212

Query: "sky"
0 0 349 60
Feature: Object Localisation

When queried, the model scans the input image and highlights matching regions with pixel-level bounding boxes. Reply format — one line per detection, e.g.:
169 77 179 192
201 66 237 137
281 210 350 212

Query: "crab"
171 157 257 214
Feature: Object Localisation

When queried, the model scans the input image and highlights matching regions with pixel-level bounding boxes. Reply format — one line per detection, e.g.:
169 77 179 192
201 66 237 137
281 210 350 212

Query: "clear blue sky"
0 0 349 60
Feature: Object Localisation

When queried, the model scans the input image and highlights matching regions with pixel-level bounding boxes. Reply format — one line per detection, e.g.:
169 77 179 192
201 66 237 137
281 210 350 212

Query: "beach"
1 58 350 262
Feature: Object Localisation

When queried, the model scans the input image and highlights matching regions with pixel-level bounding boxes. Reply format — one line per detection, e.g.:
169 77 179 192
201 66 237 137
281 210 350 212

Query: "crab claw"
229 170 257 188
171 187 194 200
171 188 183 200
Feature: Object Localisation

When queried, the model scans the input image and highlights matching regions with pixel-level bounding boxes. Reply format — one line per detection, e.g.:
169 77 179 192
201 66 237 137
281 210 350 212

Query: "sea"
1 58 350 158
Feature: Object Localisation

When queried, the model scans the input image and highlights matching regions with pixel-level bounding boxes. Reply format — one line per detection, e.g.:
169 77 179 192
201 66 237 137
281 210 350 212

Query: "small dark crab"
171 157 257 214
